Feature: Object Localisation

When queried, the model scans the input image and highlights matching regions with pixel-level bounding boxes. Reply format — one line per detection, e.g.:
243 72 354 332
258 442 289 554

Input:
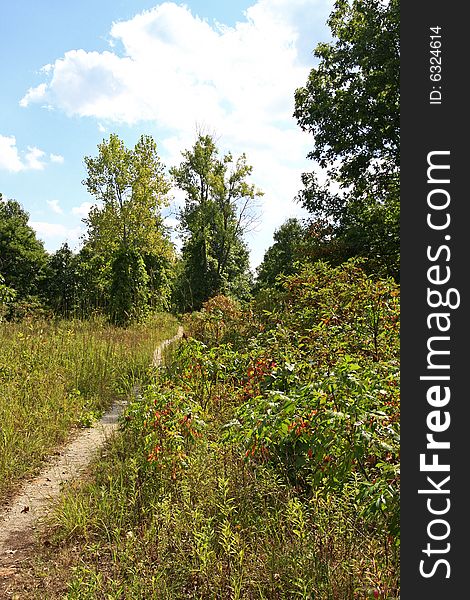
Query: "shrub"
182 294 242 345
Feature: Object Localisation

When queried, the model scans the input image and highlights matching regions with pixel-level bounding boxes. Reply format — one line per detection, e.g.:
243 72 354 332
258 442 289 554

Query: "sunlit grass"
39 355 398 599
41 417 397 599
0 313 178 501
5 266 400 598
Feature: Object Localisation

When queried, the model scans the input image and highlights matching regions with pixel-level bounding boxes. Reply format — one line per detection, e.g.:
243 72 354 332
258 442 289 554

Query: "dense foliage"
44 243 79 317
171 134 260 311
109 246 150 326
294 0 399 279
0 134 261 323
83 134 171 256
255 217 305 291
46 261 399 598
172 261 400 538
0 195 48 300
82 134 175 322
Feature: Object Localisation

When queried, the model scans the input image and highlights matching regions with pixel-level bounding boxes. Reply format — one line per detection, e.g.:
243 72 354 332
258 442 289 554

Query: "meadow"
22 261 400 599
0 314 178 502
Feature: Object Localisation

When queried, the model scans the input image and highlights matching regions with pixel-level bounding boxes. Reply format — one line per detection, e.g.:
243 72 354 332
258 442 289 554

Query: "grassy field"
0 314 178 502
30 341 398 599
2 263 399 599
20 263 400 599
36 432 393 599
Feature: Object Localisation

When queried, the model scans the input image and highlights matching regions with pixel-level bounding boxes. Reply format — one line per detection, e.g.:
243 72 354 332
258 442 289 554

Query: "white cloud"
20 1 332 138
163 216 179 229
19 82 48 107
47 199 63 214
20 0 334 266
50 153 64 163
24 146 46 170
0 135 23 172
30 221 84 251
0 135 51 172
71 201 96 218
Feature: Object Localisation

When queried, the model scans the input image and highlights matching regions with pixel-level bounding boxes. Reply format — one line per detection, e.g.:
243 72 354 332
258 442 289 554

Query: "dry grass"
0 314 178 502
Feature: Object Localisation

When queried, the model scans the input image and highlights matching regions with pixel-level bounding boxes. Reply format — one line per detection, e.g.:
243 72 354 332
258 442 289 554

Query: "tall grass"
34 342 398 599
0 314 178 501
43 432 397 599
8 266 399 598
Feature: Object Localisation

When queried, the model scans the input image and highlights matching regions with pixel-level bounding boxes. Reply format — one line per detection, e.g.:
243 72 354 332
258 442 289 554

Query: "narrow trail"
0 326 183 593
152 325 184 367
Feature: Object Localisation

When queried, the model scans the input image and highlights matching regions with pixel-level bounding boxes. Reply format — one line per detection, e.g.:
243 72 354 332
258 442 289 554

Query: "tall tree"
83 134 172 256
255 218 305 290
0 274 16 321
171 134 261 310
81 134 175 322
74 245 112 317
109 246 149 326
44 243 79 317
294 0 399 279
0 194 48 298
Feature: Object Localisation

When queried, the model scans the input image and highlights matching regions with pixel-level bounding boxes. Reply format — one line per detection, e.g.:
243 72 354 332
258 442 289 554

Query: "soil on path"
0 326 183 597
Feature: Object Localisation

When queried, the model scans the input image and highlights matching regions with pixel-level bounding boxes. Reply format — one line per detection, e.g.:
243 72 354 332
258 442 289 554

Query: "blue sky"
0 0 333 269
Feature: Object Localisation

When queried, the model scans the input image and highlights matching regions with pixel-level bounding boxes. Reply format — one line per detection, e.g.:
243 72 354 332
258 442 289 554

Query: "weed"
0 313 178 500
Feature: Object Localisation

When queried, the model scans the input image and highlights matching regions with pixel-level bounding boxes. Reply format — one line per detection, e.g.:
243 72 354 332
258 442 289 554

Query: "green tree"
44 243 80 317
171 134 260 310
109 246 149 326
144 251 174 312
294 0 399 279
255 218 305 290
74 245 112 317
0 194 48 298
83 134 171 256
81 134 175 320
0 274 16 321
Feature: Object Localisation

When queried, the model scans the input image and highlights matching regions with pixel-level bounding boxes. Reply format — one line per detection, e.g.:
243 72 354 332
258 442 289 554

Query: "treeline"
0 0 399 325
0 132 258 324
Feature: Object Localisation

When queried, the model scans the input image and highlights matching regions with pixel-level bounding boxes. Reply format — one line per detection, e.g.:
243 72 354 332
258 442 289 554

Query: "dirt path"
0 326 183 595
152 325 184 367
